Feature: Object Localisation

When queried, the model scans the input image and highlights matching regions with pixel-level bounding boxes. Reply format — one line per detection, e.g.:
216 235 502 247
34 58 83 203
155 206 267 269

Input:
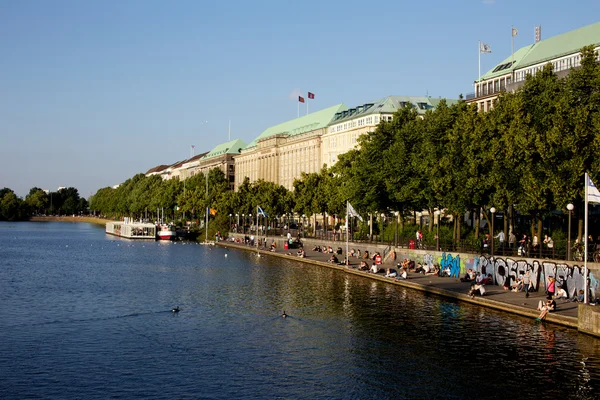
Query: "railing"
229 228 585 262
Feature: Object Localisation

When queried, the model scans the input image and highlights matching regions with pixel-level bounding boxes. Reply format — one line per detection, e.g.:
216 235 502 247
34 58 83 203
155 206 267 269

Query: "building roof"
246 103 347 148
479 21 600 82
145 164 170 174
329 96 458 124
202 138 247 160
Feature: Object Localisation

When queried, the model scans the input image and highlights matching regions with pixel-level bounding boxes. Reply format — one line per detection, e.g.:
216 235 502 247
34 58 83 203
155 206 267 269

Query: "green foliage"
84 45 600 244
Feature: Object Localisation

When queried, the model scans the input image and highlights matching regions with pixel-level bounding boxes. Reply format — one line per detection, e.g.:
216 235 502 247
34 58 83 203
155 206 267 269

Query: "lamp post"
249 214 252 234
490 207 496 256
417 212 422 228
394 211 399 248
242 214 245 234
380 213 385 243
236 214 239 232
567 203 574 261
435 210 440 251
229 214 232 232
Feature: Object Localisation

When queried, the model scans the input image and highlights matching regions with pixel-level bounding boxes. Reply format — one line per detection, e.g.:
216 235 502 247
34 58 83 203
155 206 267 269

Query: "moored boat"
157 224 176 240
106 219 156 239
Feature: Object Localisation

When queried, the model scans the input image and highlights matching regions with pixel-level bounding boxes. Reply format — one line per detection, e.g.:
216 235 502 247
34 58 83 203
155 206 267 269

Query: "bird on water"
282 310 287 318
172 306 180 313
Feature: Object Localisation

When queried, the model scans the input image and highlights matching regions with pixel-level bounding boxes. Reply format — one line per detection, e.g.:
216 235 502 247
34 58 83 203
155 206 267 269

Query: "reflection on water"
0 222 599 399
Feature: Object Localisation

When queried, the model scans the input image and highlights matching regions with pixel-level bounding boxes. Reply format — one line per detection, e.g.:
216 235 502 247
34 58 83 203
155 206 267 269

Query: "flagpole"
585 173 590 304
511 26 515 67
346 201 349 266
297 101 299 119
478 41 481 84
306 99 308 115
256 206 259 250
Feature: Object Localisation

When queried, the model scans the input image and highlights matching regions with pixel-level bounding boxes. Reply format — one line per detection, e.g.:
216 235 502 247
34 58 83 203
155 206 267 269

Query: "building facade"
234 104 346 191
321 96 458 167
467 21 600 111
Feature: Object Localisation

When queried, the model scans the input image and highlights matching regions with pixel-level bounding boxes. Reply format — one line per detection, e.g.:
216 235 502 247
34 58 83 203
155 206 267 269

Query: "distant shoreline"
29 216 107 226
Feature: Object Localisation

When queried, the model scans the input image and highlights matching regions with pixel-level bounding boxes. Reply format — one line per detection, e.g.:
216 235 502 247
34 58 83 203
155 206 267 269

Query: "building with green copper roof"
245 103 347 148
467 21 600 111
235 104 347 191
321 95 458 167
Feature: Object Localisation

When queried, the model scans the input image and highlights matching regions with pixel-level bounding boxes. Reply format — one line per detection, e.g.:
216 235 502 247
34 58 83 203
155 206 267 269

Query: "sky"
1 0 599 198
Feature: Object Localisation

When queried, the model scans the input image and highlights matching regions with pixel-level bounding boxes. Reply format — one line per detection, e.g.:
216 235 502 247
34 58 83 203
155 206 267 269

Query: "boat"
157 224 176 240
106 218 156 239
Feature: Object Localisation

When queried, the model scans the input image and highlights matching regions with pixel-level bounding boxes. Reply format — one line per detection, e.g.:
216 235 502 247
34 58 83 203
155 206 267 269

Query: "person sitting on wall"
554 285 568 301
358 261 369 271
363 250 370 260
270 240 277 252
349 249 356 257
370 263 380 274
469 283 486 298
328 254 339 264
356 249 362 258
297 248 305 258
414 263 425 274
480 274 493 285
312 245 321 252
537 296 556 321
572 289 585 303
385 268 397 278
395 268 408 280
460 269 476 282
511 275 524 292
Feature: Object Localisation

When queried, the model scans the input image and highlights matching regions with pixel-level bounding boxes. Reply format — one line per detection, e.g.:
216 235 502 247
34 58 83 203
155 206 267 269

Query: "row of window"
515 54 583 83
330 115 381 133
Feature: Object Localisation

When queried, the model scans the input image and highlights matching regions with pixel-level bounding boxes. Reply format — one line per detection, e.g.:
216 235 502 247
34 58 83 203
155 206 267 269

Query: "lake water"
1 222 600 399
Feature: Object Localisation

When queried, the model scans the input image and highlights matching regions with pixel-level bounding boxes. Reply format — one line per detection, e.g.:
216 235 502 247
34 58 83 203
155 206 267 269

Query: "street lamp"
242 214 245 234
435 210 441 251
236 214 239 232
490 207 496 256
229 214 232 232
567 203 574 261
394 211 399 248
380 213 385 243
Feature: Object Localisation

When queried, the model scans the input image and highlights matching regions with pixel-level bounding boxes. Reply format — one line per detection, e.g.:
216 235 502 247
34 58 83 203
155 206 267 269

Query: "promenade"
217 236 580 330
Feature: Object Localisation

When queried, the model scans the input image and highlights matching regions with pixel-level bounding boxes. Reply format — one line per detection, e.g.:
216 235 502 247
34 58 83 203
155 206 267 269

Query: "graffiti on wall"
440 253 461 278
433 252 598 298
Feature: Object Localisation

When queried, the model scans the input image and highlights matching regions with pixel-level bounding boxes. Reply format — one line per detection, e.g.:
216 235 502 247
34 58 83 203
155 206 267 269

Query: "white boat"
157 224 176 240
106 219 156 239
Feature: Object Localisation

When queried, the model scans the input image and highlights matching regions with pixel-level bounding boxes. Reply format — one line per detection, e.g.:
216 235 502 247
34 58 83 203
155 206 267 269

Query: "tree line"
11 46 600 249
0 187 88 221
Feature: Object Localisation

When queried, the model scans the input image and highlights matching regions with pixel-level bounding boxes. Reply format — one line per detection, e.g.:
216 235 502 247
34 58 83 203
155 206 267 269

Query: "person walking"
495 231 505 254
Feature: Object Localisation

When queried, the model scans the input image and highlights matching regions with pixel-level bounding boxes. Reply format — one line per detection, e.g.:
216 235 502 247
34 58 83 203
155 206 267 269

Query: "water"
1 222 599 399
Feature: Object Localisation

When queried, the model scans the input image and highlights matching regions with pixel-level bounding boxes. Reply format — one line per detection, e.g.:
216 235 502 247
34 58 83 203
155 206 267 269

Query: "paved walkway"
217 239 580 329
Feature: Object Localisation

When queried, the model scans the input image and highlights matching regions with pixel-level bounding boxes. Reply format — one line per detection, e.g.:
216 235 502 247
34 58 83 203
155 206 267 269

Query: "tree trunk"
474 208 480 239
428 208 434 232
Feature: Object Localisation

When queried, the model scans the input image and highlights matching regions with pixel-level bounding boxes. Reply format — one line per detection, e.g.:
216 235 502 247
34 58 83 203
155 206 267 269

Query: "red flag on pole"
308 92 315 99
298 96 305 103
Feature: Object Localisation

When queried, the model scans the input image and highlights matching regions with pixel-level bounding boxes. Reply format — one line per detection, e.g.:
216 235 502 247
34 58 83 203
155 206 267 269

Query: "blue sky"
1 0 598 198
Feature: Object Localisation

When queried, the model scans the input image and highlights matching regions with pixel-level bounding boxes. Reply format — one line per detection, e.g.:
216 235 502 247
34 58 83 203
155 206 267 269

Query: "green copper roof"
329 96 459 124
479 45 532 81
479 21 600 82
202 138 247 160
246 103 347 148
518 21 600 69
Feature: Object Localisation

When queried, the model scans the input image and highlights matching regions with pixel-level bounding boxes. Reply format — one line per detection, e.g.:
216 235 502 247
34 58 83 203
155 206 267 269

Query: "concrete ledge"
578 304 600 337
217 241 579 330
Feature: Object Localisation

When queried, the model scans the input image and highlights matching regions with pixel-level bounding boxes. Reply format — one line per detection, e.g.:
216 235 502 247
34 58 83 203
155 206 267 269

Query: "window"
375 116 379 124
